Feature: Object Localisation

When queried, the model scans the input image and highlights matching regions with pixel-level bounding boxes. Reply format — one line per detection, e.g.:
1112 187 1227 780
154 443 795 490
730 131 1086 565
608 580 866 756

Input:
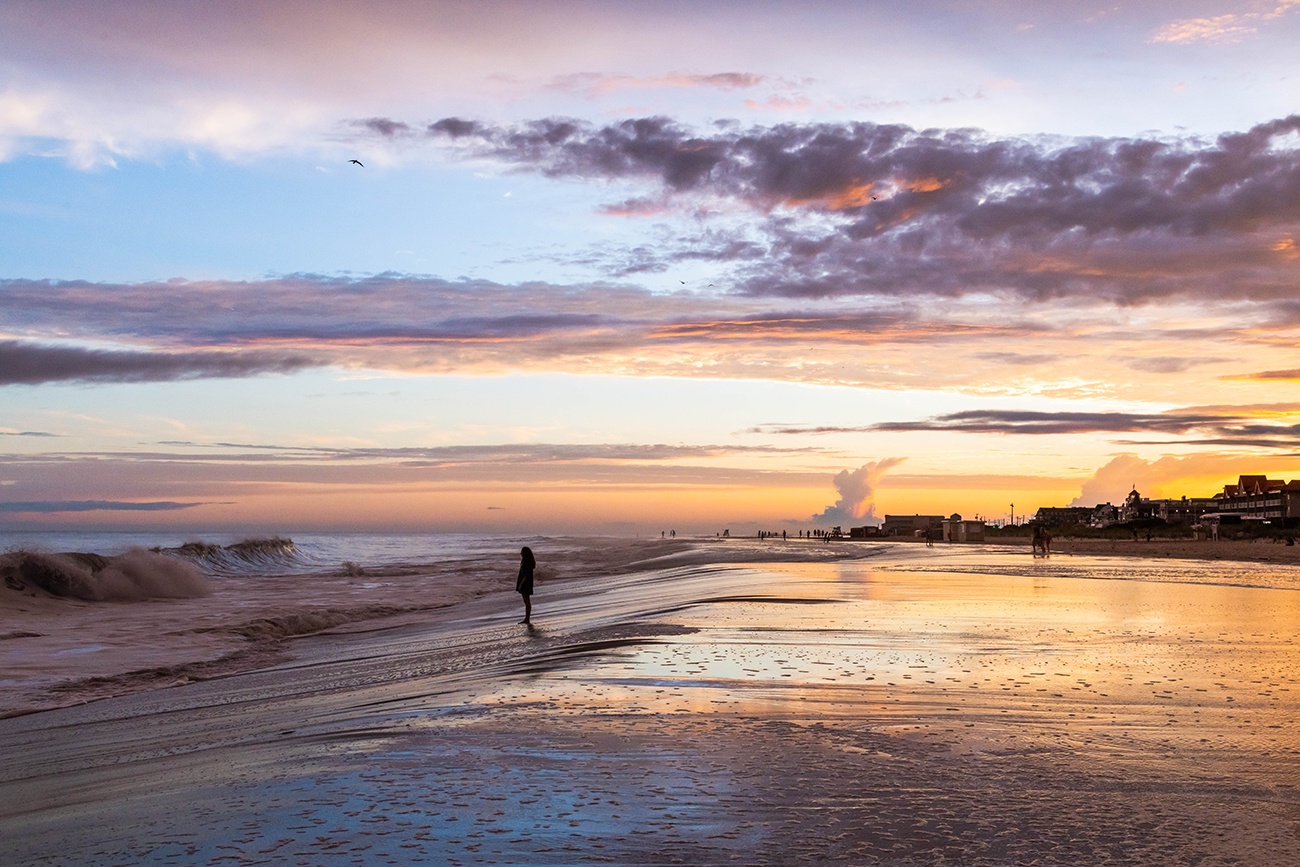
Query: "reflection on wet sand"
2 545 1298 864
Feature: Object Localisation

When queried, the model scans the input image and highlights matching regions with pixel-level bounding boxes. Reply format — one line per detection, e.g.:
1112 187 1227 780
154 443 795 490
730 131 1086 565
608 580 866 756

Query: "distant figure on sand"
516 546 536 624
1042 528 1052 557
1032 525 1043 557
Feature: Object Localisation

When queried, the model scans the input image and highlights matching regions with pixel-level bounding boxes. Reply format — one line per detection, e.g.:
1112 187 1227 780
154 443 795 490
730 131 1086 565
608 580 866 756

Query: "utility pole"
1010 503 1014 526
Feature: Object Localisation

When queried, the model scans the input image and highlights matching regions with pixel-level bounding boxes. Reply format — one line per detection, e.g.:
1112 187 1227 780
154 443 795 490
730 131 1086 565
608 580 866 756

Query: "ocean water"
4 534 1300 862
0 531 895 716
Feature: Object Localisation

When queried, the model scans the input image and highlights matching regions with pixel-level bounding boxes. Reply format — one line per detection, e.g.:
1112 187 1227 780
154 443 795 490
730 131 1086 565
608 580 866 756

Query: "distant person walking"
516 546 536 624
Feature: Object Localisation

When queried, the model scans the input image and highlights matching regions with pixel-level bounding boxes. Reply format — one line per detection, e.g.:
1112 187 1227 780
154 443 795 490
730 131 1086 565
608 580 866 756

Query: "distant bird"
349 159 364 167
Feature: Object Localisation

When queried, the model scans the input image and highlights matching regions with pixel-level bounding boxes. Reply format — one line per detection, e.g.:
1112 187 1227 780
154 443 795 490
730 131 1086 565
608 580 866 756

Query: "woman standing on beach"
516 546 536 624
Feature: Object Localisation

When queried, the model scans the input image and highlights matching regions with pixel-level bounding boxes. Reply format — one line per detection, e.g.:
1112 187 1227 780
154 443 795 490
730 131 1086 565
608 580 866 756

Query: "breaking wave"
0 548 210 601
155 537 303 575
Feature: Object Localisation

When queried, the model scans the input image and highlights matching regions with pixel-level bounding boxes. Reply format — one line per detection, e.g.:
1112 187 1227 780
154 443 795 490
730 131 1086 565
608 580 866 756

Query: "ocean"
1 530 898 717
4 532 1300 862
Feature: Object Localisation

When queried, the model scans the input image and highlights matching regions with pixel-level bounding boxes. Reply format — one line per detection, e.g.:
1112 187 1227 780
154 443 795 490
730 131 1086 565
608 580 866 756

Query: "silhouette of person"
516 546 536 624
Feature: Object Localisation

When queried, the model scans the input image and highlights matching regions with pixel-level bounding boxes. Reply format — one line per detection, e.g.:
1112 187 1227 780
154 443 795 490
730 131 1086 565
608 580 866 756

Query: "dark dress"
516 561 534 596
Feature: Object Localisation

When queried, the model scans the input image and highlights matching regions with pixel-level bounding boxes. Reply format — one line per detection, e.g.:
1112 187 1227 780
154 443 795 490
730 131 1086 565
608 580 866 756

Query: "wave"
0 548 211 602
154 536 303 575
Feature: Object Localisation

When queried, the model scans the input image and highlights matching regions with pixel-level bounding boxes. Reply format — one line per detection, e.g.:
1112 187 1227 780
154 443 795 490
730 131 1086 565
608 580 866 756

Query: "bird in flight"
349 159 364 167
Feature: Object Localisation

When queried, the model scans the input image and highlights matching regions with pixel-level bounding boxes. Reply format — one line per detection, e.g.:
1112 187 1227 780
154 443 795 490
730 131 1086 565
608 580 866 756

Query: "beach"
3 536 1300 865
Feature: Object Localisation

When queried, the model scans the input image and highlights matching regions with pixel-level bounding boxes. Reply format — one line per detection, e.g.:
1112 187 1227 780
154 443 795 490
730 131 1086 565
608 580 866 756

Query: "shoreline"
982 534 1300 564
3 545 1297 864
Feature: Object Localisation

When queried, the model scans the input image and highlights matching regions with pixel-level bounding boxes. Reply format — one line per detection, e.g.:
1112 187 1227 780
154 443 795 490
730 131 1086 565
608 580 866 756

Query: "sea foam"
1 548 210 601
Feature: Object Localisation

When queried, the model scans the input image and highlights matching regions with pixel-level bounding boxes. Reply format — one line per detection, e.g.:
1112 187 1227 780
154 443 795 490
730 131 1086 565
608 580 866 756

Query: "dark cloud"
0 430 59 437
754 409 1300 452
0 340 323 386
1221 368 1300 381
163 441 827 463
867 410 1227 435
369 113 1300 303
0 277 1044 384
353 117 411 137
0 500 205 513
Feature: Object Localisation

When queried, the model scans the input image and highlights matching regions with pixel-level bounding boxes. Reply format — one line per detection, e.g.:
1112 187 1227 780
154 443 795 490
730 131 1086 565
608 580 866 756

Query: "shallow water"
2 540 1299 864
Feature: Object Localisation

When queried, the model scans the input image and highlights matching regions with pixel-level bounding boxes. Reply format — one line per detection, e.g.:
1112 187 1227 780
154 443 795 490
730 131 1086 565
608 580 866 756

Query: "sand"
984 534 1300 565
2 542 1299 865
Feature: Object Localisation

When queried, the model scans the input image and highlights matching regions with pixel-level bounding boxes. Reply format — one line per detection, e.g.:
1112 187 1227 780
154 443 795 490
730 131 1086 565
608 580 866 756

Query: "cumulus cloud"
812 458 906 526
0 340 323 386
1066 452 1300 507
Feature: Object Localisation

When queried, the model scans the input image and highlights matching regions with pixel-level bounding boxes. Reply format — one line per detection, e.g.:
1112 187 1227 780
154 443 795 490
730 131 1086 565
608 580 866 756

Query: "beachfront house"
1032 506 1095 527
881 514 944 537
941 514 985 542
1209 475 1300 523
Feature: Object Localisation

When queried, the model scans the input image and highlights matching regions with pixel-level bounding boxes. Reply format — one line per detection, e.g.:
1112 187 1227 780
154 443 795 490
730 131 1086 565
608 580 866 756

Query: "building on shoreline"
1208 475 1300 521
1033 476 1300 531
881 514 944 537
1033 506 1095 527
941 514 985 542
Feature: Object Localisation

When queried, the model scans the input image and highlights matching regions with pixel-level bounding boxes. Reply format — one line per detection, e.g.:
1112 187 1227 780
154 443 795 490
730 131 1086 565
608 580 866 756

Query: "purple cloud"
0 340 324 386
365 113 1300 304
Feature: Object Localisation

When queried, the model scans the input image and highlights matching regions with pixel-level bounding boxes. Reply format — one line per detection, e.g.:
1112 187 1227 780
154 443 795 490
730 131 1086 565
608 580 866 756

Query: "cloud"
759 411 1228 437
1067 452 1300 507
1151 1 1300 44
393 113 1300 305
547 72 768 96
972 352 1059 366
1125 357 1210 374
0 340 324 386
1222 368 1300 381
811 458 906 526
752 409 1300 452
0 500 206 513
0 276 1052 387
0 429 59 437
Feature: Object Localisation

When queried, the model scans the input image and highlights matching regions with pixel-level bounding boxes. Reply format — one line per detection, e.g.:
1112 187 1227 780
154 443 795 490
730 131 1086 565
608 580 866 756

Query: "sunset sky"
2 0 1300 534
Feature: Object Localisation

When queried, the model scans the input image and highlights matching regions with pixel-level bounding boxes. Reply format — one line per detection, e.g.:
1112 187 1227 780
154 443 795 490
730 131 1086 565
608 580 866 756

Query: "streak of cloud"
547 72 769 96
0 277 1053 386
0 340 324 386
0 500 206 513
752 409 1300 451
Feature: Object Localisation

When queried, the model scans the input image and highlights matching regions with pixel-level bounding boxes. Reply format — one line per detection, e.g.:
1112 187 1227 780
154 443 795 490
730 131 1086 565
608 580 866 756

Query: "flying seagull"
349 159 364 167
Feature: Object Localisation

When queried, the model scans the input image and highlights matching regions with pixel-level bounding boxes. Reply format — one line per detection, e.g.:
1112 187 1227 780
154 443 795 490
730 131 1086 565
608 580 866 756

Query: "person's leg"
522 593 532 623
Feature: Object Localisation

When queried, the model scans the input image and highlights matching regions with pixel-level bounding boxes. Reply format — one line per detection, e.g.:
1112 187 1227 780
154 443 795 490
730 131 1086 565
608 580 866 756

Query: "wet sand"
983 535 1300 565
3 544 1299 865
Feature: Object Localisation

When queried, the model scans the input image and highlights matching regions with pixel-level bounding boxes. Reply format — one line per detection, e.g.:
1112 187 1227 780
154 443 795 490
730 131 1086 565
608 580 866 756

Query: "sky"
2 0 1299 535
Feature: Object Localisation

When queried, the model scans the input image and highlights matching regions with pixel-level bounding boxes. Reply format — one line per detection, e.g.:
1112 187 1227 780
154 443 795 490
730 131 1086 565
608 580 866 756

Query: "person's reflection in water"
516 546 536 624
